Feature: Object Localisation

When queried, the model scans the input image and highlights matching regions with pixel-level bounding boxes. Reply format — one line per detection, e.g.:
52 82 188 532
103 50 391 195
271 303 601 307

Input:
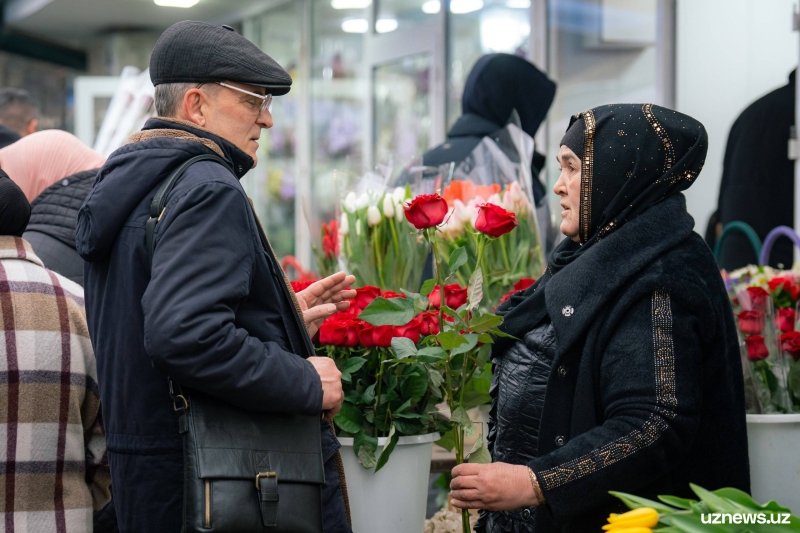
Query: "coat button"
555 436 566 447
557 365 568 378
561 305 574 317
237 165 244 173
523 509 531 520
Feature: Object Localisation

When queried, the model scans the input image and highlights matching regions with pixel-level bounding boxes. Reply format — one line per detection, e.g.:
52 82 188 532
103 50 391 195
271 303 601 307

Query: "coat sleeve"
141 177 323 415
528 287 705 522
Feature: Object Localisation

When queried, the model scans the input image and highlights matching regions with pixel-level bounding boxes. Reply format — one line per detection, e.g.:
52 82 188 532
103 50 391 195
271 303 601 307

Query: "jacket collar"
545 194 695 354
0 237 44 268
139 117 254 180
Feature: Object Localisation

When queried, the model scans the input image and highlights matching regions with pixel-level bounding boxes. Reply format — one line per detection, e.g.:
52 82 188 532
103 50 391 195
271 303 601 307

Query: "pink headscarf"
0 130 106 202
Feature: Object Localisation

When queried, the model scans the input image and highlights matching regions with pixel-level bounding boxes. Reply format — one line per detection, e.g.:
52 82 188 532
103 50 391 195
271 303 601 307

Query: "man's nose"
257 109 273 128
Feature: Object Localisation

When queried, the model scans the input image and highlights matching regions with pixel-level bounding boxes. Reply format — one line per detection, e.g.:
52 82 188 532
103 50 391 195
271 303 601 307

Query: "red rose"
354 286 382 310
321 219 339 258
777 307 796 333
392 316 422 344
319 317 360 347
429 284 468 309
737 310 764 335
745 335 769 361
780 331 800 361
418 311 440 336
358 323 394 348
513 278 536 292
745 287 770 308
290 280 315 293
381 291 405 299
403 194 449 229
474 203 518 238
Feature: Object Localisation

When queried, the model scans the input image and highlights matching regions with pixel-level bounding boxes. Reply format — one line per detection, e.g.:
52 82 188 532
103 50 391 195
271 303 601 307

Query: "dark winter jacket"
76 117 347 532
22 169 97 285
478 194 750 533
0 124 20 148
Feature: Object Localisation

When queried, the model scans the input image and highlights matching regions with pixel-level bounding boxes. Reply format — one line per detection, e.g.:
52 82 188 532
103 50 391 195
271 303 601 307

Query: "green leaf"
657 495 695 510
436 428 457 452
374 425 400 472
689 483 746 513
468 441 491 464
418 346 447 363
609 491 678 513
437 330 468 351
428 368 444 390
401 369 429 402
450 406 477 438
391 337 418 359
467 267 484 311
658 513 731 533
713 487 793 513
421 278 436 296
448 247 469 276
788 361 800 400
394 418 424 435
362 384 376 405
360 297 416 326
357 443 377 469
334 403 363 434
470 314 503 333
354 431 378 454
451 333 479 356
341 357 367 383
462 391 492 409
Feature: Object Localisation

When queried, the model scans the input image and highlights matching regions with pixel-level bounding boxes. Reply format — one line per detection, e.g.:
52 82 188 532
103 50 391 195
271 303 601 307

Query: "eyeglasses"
216 82 273 115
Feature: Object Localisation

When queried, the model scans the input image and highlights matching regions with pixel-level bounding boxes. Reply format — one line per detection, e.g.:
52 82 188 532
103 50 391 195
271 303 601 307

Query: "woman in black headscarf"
449 104 749 533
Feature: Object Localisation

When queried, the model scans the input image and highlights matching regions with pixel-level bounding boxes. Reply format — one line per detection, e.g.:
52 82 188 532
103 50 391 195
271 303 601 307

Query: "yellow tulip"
602 507 659 531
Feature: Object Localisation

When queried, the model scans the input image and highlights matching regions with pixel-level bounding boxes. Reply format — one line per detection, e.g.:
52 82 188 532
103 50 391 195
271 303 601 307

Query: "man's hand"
296 272 357 337
450 462 539 511
307 356 344 421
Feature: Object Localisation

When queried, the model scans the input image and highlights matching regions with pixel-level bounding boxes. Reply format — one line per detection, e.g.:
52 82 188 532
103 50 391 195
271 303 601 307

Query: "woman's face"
554 144 582 243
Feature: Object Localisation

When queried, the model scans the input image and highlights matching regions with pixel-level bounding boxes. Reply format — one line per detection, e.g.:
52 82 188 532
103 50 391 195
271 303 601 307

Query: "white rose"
356 218 362 236
356 192 370 210
339 213 349 235
382 195 395 219
367 205 382 227
343 192 357 213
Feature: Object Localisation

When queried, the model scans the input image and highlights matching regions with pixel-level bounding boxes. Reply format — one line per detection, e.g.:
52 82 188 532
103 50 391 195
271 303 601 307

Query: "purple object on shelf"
759 226 800 266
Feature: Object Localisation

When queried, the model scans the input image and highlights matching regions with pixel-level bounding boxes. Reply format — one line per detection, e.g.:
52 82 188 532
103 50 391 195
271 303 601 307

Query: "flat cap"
150 21 292 96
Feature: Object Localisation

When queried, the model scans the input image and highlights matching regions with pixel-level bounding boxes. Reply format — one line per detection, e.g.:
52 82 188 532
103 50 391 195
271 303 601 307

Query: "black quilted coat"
477 195 750 533
23 169 98 286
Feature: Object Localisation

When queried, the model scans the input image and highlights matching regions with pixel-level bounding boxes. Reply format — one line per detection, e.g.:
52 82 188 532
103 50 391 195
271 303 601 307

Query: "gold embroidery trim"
579 110 596 243
643 104 675 174
537 289 677 491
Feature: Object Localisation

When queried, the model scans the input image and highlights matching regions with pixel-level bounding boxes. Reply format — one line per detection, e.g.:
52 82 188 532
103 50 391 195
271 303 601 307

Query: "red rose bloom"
745 335 769 361
392 316 422 344
429 284 468 309
513 278 536 291
780 331 800 361
777 307 796 333
403 194 449 229
290 280 315 293
358 323 394 348
381 291 405 299
418 311 440 336
354 286 382 310
745 286 770 308
318 317 360 347
737 310 764 335
474 203 518 238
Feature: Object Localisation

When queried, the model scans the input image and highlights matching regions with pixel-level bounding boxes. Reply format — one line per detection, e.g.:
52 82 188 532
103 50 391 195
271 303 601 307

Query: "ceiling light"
422 0 441 14
481 12 530 51
154 0 199 6
341 18 369 33
450 0 484 14
332 0 371 9
506 0 531 7
376 18 398 33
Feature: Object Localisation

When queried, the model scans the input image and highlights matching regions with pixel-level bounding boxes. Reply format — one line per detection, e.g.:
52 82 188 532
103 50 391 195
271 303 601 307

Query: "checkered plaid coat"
0 237 110 532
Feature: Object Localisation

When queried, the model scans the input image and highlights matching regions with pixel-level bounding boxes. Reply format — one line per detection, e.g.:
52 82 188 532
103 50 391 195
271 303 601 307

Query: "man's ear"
24 119 37 136
179 88 208 127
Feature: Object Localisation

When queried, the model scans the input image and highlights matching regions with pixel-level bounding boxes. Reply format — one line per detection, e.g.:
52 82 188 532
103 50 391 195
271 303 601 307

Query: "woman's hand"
450 463 539 511
295 272 357 337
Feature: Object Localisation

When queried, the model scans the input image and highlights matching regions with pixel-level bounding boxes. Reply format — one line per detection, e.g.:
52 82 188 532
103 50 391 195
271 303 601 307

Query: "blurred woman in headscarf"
0 129 106 285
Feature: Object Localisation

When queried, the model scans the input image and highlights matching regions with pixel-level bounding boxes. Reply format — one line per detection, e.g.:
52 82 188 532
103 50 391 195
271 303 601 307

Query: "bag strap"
145 154 233 266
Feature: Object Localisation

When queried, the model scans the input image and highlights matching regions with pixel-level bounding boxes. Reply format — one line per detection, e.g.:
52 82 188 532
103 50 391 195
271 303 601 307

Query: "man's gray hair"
154 82 220 117
0 88 37 135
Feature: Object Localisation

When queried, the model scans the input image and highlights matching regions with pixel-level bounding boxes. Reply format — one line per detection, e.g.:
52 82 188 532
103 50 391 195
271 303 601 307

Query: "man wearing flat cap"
77 21 352 532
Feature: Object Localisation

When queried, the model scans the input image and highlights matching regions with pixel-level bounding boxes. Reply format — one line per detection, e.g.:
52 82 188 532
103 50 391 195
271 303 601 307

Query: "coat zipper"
204 479 211 528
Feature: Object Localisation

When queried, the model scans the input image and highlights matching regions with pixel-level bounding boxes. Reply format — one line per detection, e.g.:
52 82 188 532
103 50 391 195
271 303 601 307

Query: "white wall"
676 0 797 233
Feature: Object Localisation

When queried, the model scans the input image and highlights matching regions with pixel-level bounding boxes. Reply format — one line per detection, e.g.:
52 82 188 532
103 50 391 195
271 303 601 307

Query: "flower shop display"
604 484 800 531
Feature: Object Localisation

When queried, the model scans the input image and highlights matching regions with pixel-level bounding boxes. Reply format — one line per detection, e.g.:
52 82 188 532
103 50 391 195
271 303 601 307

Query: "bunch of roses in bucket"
434 180 543 309
339 186 428 291
725 266 800 413
357 193 518 533
315 283 464 471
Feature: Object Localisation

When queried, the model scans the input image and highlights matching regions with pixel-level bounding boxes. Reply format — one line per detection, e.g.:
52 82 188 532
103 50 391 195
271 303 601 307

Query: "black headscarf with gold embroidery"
497 103 707 339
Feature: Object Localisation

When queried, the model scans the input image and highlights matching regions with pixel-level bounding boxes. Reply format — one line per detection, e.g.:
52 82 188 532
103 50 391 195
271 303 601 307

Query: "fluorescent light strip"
154 0 199 6
422 0 441 14
331 0 371 9
450 0 484 14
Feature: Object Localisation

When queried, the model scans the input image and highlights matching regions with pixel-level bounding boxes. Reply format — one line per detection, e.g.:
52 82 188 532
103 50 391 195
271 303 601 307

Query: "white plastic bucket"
339 433 439 533
746 414 800 513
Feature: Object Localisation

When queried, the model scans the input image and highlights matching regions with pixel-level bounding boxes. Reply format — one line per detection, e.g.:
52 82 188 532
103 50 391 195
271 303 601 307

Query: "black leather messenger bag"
146 154 325 533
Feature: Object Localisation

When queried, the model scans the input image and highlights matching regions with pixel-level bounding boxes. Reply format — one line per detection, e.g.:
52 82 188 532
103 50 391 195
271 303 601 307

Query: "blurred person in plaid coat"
0 172 110 532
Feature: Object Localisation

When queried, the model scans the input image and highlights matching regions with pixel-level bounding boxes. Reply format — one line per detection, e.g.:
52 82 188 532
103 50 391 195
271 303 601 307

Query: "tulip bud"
356 218 362 236
367 205 382 227
395 198 405 221
392 187 406 202
356 193 370 210
382 195 395 219
603 507 659 531
339 213 349 236
343 192 357 213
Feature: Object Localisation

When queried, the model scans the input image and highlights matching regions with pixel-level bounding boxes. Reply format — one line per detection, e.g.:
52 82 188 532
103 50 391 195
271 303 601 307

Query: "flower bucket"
339 433 439 533
746 414 800 513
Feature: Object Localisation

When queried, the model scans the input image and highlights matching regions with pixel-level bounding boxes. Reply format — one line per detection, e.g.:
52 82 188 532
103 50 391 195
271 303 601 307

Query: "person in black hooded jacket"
424 53 557 252
448 104 749 533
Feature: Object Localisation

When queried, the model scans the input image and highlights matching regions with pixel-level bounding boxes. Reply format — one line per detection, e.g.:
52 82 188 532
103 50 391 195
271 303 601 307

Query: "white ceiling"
4 0 266 44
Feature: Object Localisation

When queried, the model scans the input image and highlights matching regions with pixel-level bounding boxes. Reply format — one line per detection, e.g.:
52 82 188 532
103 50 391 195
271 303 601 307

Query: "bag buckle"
255 471 277 489
173 394 188 412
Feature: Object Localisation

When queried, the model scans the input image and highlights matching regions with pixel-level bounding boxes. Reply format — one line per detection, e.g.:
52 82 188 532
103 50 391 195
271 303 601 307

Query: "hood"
76 117 253 262
462 53 556 139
